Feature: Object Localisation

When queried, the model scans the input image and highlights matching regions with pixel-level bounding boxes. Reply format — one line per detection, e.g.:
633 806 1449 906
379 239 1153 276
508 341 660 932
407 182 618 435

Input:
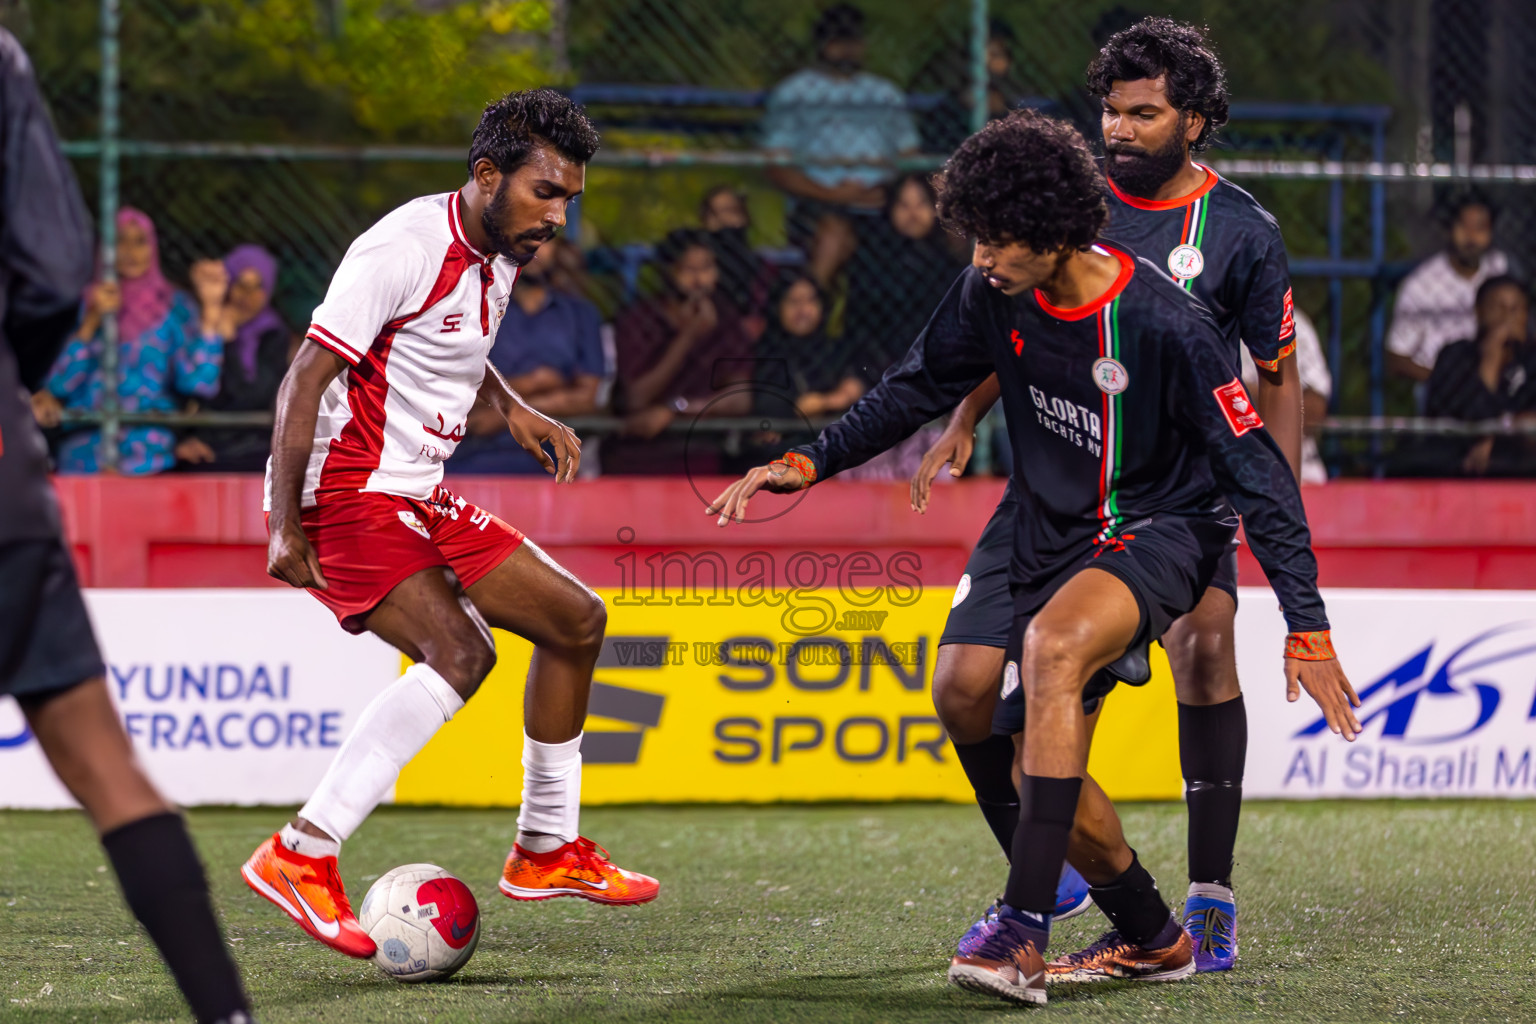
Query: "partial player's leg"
949 568 1192 1005
937 494 1089 923
1047 773 1193 985
244 563 493 958
949 568 1139 1004
4 539 252 1024
1162 555 1244 972
443 513 657 906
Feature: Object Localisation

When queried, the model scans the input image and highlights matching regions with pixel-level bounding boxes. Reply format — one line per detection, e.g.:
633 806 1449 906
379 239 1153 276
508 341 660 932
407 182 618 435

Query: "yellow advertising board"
394 589 1182 806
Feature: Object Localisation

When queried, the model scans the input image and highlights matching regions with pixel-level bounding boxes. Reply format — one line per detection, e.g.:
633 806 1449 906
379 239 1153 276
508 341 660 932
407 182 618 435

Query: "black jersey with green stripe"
1102 164 1296 372
789 245 1328 632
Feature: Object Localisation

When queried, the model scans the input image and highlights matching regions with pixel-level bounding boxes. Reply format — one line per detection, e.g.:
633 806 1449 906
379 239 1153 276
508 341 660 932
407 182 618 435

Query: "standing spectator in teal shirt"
30 207 228 474
762 4 919 288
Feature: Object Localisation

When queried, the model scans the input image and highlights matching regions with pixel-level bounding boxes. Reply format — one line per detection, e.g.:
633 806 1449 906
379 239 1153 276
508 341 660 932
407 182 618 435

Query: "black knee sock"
953 734 1019 859
102 813 251 1024
1089 851 1180 949
1178 696 1247 887
1003 774 1081 917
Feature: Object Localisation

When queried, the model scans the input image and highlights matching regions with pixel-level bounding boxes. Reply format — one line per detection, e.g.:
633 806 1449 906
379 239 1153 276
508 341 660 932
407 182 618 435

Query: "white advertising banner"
0 591 398 809
1239 588 1536 798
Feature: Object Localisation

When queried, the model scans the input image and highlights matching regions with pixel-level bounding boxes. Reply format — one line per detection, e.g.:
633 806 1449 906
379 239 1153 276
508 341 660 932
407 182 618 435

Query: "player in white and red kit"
241 89 658 960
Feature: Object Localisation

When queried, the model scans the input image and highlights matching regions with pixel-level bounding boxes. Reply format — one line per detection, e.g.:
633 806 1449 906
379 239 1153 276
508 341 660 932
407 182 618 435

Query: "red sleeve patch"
1213 377 1264 437
1279 287 1295 341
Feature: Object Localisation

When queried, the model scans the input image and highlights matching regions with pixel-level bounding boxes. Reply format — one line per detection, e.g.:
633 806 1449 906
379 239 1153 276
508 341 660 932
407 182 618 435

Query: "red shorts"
287 486 524 634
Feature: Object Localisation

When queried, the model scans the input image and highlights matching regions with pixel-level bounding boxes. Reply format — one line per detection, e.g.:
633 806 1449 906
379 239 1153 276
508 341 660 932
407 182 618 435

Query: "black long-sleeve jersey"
0 30 93 543
790 246 1328 633
1104 165 1296 373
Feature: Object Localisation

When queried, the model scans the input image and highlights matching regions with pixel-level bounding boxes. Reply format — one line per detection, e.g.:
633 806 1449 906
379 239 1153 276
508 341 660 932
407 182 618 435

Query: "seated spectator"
845 173 967 379
1242 306 1332 484
754 272 862 422
608 229 753 475
1387 191 1511 386
177 244 292 472
913 18 1031 151
449 244 607 475
762 3 919 289
29 207 227 474
1424 275 1536 476
700 185 770 336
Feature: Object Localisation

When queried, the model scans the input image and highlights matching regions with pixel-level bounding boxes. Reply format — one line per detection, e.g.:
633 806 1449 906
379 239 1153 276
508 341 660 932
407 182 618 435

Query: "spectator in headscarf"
755 272 862 419
700 184 771 336
844 172 967 381
30 206 227 474
176 244 292 471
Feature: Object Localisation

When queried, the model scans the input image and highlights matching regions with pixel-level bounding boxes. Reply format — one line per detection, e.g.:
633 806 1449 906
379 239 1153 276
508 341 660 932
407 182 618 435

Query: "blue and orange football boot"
1046 926 1196 983
500 837 659 905
956 865 1093 958
948 903 1049 1005
1182 883 1237 972
241 833 375 958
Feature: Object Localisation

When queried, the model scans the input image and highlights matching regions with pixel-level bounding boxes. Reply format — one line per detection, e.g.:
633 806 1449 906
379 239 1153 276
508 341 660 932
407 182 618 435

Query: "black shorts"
941 486 1239 651
0 539 105 700
990 509 1236 736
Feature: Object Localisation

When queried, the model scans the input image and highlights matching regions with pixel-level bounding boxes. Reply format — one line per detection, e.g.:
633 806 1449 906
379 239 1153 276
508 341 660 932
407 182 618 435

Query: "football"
356 864 480 982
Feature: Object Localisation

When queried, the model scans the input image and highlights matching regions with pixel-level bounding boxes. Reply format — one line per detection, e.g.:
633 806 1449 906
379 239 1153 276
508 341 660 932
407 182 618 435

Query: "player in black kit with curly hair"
913 17 1307 976
708 110 1359 1007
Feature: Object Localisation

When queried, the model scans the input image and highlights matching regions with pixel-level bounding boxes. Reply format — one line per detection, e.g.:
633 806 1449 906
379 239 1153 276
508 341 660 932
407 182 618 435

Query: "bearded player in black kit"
708 111 1359 1006
911 17 1303 975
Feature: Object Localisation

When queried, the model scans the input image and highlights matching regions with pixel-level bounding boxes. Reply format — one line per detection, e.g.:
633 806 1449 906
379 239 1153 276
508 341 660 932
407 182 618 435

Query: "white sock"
1188 881 1236 903
299 663 464 844
280 822 340 861
516 732 582 852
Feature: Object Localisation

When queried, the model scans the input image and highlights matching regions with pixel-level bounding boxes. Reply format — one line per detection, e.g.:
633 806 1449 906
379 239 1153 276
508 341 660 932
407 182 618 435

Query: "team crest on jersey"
952 573 972 608
397 510 431 539
1092 357 1129 395
1167 244 1204 281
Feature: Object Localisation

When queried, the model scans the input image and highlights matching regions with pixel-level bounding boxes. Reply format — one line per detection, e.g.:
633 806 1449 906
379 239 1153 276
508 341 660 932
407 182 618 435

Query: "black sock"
1089 851 1178 948
1178 696 1247 887
102 813 251 1024
953 734 1019 859
1003 774 1081 918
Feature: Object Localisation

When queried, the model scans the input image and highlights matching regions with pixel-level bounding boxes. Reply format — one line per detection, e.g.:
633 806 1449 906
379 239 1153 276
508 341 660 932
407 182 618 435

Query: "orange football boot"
500 836 659 905
241 833 376 958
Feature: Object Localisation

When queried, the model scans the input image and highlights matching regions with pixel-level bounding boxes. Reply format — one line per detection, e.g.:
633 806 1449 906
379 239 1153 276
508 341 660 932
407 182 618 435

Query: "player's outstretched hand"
1285 653 1362 742
707 462 807 526
507 403 582 483
910 420 975 514
267 518 328 591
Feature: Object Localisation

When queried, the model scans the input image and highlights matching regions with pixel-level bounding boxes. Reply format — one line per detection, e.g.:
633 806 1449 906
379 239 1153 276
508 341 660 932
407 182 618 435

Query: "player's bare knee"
931 666 994 742
556 588 607 653
1168 621 1239 703
1020 620 1093 697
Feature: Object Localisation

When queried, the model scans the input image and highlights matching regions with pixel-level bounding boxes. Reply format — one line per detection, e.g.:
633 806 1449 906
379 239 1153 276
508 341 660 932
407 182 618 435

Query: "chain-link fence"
7 0 1536 478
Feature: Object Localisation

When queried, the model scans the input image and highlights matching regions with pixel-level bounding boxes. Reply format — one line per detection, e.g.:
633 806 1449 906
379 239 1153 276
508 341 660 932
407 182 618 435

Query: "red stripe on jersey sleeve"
307 325 364 365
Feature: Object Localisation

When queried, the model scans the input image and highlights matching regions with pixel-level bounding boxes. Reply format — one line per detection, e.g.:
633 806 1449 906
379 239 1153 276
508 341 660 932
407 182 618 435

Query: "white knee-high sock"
297 663 464 847
516 733 582 852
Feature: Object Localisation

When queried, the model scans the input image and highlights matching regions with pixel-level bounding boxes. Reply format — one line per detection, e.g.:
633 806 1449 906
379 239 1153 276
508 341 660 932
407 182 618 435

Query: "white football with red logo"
357 864 479 982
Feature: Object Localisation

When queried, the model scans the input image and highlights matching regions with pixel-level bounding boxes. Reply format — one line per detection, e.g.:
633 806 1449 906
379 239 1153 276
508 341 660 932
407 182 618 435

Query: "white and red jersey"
265 193 518 509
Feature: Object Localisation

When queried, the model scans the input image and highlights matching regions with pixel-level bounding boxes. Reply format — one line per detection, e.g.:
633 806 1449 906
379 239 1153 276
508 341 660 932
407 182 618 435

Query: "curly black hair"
467 88 601 177
1086 17 1229 152
935 110 1107 251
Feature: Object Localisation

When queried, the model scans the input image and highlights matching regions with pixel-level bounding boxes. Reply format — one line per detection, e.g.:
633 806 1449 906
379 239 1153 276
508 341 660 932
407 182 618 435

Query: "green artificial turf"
1 802 1533 1022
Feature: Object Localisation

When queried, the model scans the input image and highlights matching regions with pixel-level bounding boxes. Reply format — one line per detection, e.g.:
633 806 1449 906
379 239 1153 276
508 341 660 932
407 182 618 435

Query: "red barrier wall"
53 476 1536 590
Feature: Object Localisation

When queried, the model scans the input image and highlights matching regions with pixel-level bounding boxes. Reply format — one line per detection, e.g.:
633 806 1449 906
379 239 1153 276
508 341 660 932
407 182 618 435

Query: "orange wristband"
1284 630 1335 660
778 452 817 485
